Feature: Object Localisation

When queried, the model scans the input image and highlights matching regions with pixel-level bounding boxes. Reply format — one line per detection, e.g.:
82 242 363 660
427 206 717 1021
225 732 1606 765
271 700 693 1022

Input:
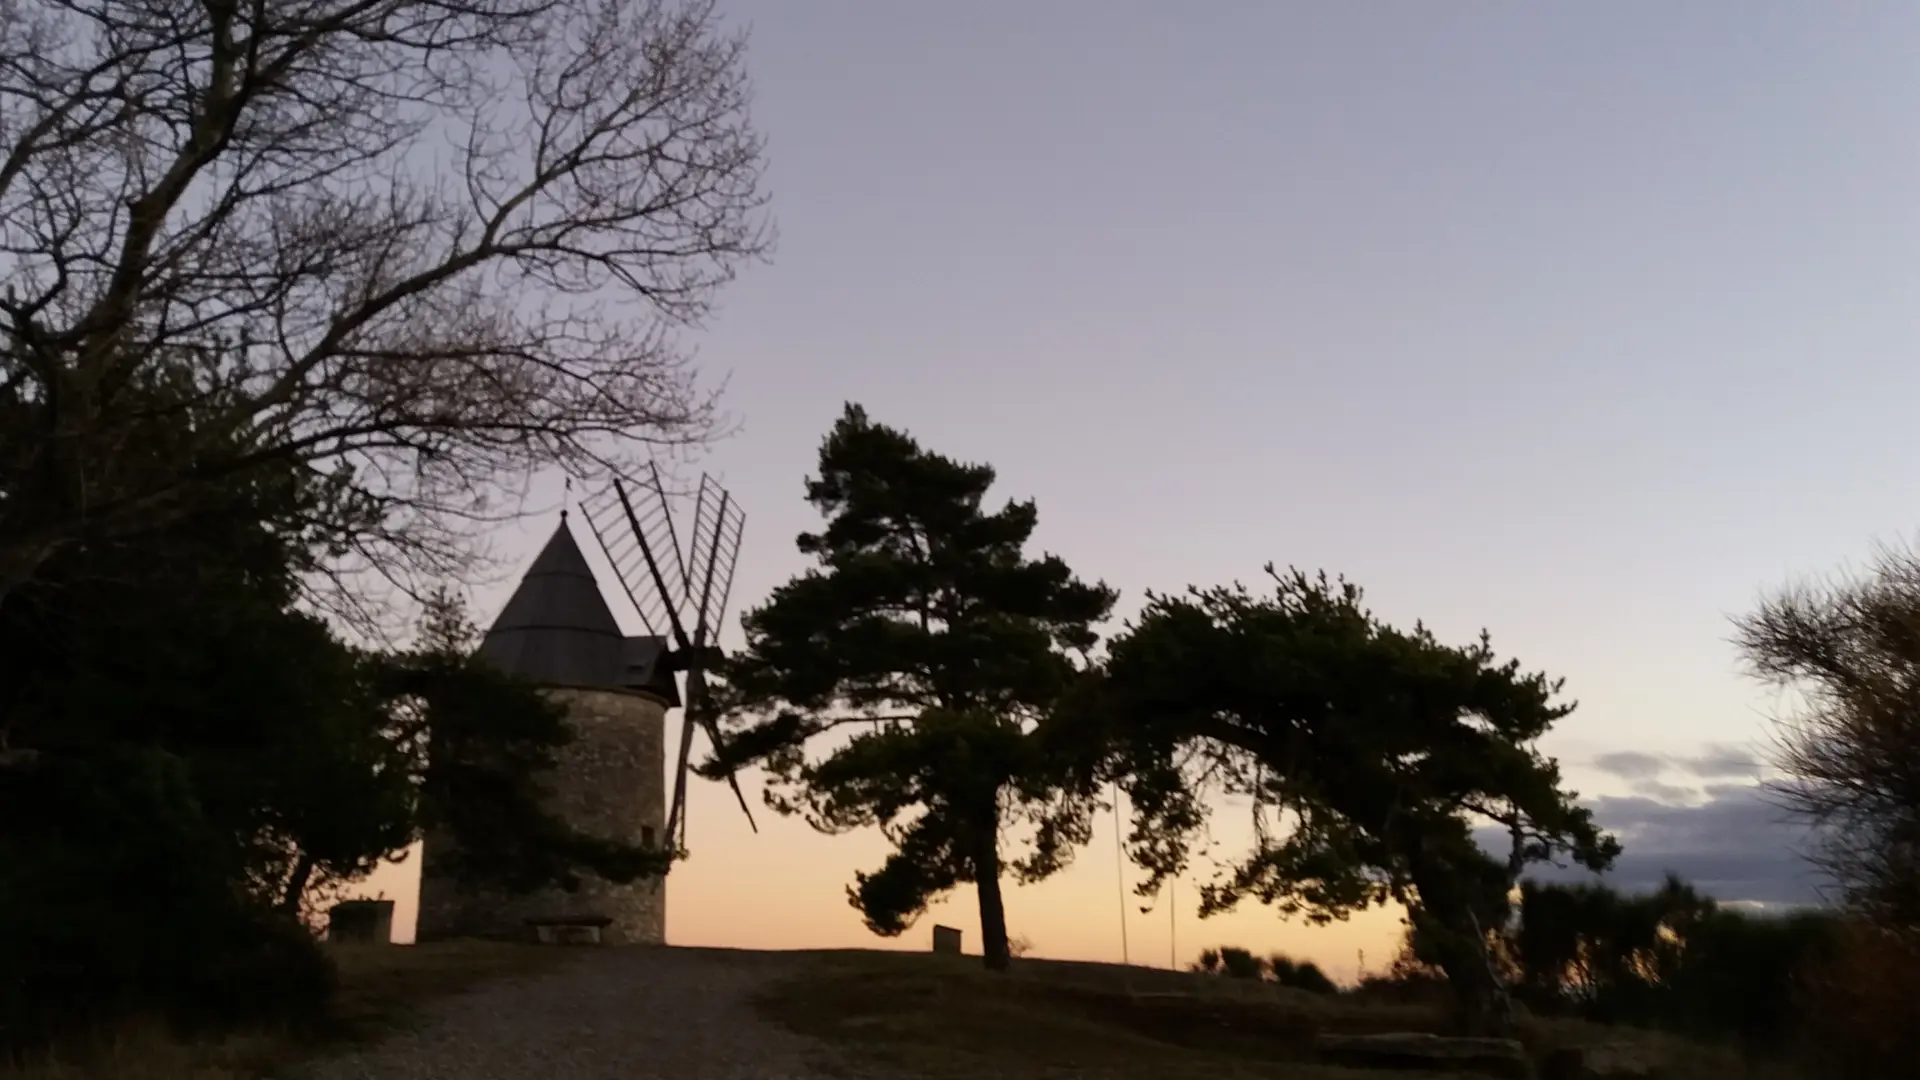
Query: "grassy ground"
4 941 576 1080
753 949 1794 1080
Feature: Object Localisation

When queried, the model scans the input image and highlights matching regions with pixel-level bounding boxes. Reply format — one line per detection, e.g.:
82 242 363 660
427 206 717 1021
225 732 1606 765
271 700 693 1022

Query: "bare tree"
0 0 771 612
1734 541 1920 929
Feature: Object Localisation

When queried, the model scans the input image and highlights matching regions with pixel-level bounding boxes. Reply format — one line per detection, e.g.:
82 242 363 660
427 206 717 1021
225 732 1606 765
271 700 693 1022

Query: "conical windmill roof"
477 516 681 704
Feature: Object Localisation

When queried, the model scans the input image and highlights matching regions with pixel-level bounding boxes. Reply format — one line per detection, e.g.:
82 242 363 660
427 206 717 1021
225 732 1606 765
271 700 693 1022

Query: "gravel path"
294 947 880 1080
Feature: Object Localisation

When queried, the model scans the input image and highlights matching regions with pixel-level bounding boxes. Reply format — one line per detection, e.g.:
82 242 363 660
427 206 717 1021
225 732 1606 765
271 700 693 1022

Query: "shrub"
1215 946 1265 980
1267 953 1339 994
1191 946 1265 978
1654 906 1837 1045
0 751 337 1056
175 909 339 1038
1189 945 1338 993
1350 936 1451 1006
1797 920 1920 1078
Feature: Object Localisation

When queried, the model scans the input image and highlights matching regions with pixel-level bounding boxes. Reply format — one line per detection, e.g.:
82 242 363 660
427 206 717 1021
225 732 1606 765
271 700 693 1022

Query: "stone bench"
525 915 615 946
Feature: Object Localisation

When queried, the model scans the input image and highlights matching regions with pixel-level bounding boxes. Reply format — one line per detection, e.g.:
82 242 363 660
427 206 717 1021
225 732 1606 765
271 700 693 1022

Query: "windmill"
579 463 756 848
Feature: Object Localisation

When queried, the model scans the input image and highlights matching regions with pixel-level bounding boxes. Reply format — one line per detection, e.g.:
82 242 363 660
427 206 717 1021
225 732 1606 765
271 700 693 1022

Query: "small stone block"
931 924 963 955
326 899 395 944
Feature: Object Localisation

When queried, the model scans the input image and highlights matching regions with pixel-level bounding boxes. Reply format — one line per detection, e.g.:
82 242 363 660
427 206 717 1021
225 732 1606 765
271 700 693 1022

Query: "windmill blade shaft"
673 666 759 838
703 713 759 833
665 711 698 848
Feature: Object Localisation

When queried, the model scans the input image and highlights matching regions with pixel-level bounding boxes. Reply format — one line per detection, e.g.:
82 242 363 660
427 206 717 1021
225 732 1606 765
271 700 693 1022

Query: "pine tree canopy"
707 404 1115 967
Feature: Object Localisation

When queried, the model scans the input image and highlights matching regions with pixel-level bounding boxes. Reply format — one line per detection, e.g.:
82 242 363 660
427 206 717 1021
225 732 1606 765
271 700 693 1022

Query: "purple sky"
367 4 1916 968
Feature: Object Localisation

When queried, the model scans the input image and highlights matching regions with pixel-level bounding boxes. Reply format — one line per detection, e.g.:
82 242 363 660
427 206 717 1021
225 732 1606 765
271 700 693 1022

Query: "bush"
0 751 337 1057
1190 945 1338 993
1654 906 1837 1045
1350 936 1451 1006
1797 921 1920 1079
1378 879 1846 1048
175 909 339 1038
1267 953 1339 994
1215 946 1265 980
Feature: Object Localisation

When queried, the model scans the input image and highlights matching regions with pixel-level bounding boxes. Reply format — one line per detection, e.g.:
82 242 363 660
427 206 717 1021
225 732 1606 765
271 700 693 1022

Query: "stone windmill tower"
414 511 679 945
415 467 750 946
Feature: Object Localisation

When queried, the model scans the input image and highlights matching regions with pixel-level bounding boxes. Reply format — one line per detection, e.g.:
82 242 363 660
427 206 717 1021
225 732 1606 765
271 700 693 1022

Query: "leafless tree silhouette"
0 0 771 616
1734 541 1920 929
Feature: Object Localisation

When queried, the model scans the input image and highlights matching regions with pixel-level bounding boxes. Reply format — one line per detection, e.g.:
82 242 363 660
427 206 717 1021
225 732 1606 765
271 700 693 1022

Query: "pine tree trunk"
970 799 1012 972
1407 866 1513 1037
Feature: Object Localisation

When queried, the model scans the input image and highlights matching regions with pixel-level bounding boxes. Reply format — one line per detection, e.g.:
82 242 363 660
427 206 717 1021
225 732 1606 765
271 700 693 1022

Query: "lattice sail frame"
578 463 690 641
578 463 754 846
683 474 745 650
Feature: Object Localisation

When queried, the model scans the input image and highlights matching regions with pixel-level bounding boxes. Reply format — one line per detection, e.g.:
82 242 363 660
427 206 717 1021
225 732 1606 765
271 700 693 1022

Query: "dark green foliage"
1392 875 1842 1049
1067 567 1617 1032
1501 874 1715 1021
1649 905 1838 1045
0 450 659 1050
0 748 337 1052
708 405 1116 970
382 592 672 893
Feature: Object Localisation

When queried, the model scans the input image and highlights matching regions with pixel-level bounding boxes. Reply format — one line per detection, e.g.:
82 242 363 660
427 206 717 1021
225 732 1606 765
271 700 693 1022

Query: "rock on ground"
288 946 878 1080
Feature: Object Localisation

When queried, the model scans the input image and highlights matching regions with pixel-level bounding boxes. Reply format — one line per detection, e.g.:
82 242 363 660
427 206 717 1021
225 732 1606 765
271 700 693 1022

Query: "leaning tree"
1071 567 1618 1034
707 404 1116 970
0 0 771 612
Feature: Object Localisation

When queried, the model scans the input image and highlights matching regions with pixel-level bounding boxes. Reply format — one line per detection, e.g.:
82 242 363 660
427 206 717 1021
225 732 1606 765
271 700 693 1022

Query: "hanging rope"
1112 781 1130 966
1169 878 1177 970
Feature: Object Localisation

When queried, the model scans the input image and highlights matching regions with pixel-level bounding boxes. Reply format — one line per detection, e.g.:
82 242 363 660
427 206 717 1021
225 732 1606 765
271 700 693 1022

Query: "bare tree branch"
0 0 771 617
1735 539 1920 929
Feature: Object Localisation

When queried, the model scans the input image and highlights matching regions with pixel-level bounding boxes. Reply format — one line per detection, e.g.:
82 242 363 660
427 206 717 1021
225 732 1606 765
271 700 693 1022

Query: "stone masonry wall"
416 687 668 945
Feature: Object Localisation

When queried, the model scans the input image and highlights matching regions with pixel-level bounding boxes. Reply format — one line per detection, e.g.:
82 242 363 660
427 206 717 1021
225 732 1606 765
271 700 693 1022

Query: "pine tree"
710 405 1115 969
1069 567 1620 1033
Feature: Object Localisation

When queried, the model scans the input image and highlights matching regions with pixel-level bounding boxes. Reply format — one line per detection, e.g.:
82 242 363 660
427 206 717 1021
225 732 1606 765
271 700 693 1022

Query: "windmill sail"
580 463 688 640
686 476 745 646
579 465 756 847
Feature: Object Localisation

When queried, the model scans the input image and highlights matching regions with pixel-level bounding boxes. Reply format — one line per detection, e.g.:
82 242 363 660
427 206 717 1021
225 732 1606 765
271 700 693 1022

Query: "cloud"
1679 743 1763 781
1478 785 1833 907
1629 779 1698 805
1587 744 1763 782
1590 751 1667 781
1581 743 1767 801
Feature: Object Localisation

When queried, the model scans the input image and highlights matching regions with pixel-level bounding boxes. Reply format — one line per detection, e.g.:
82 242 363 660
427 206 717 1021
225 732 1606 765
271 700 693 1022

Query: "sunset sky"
354 3 1919 981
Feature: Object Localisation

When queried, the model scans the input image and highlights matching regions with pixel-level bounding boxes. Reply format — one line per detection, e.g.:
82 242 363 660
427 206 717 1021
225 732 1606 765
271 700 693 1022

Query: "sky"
354 3 1920 981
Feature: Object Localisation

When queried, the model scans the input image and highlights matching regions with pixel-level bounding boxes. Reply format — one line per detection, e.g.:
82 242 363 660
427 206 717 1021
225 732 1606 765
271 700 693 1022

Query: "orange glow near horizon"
347 781 1411 984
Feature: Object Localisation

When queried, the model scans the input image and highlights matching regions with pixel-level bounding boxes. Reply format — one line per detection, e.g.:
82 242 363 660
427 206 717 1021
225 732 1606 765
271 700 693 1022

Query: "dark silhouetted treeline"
1349 874 1915 1076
